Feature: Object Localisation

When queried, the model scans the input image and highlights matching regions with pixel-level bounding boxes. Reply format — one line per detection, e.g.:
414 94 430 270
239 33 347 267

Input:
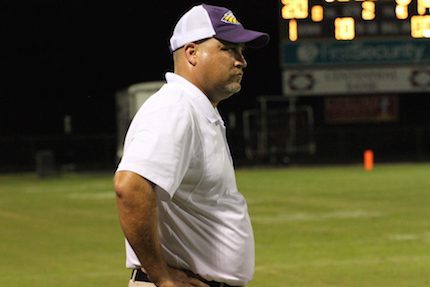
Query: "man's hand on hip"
157 267 209 287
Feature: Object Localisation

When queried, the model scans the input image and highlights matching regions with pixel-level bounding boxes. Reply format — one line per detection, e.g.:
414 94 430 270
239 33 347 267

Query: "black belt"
131 269 241 287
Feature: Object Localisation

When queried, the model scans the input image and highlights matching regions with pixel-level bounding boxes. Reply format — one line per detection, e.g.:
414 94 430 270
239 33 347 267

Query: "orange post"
364 149 374 171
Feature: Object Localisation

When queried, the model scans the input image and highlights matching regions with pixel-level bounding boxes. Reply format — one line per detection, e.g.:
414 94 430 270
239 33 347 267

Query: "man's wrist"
144 266 171 286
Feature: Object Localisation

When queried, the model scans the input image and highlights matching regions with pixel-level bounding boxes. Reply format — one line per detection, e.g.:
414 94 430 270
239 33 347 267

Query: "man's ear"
183 43 198 66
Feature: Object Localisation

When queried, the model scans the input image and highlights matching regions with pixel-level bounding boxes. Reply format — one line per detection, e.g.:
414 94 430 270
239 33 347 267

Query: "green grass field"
1 163 430 286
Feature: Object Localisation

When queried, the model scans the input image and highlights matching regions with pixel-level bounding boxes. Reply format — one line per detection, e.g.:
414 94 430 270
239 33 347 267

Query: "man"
114 3 269 287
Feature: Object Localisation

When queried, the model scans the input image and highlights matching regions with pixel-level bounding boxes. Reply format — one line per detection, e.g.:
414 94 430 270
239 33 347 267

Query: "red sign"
325 95 398 124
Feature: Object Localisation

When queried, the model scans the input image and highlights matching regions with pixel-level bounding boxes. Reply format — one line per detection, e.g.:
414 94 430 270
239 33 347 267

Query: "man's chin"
229 83 242 94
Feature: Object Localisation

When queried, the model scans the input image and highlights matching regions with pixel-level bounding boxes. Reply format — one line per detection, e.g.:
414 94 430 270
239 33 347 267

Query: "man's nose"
236 54 247 68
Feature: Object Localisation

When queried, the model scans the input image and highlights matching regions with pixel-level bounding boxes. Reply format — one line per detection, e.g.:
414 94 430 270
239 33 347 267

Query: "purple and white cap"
169 4 270 52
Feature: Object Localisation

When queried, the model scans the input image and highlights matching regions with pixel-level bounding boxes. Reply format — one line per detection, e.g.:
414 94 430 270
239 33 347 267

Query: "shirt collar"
165 72 224 126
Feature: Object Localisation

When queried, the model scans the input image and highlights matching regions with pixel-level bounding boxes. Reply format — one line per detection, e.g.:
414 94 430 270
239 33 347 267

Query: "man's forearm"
114 171 171 285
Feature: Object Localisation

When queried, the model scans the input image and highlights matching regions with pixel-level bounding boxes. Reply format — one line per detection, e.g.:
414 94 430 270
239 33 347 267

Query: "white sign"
283 66 430 96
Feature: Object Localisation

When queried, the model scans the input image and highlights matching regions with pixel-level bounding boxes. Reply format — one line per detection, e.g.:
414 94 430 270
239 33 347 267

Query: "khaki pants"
128 279 156 287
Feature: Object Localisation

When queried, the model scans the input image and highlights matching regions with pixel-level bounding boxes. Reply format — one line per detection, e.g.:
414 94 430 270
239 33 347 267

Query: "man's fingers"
188 277 209 287
167 267 209 287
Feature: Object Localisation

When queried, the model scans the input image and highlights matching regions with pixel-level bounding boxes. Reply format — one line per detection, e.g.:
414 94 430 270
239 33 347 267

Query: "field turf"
0 163 429 286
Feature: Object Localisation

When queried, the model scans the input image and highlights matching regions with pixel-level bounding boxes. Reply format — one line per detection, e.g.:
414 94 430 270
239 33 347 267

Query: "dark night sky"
1 1 282 137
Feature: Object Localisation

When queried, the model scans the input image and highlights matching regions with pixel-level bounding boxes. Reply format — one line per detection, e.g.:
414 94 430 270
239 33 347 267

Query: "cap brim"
215 29 270 48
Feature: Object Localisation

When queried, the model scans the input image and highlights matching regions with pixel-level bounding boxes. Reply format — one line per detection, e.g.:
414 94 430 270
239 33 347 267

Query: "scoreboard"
280 0 430 41
279 0 430 97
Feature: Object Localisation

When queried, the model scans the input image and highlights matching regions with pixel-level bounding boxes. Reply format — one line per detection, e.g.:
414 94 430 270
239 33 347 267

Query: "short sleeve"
116 94 194 200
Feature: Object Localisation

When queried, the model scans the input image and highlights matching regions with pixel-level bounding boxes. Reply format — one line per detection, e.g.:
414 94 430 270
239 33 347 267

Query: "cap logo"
221 11 240 25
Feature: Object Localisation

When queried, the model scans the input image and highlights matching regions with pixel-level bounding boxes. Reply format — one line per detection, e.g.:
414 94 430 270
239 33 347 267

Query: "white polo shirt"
116 72 254 286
